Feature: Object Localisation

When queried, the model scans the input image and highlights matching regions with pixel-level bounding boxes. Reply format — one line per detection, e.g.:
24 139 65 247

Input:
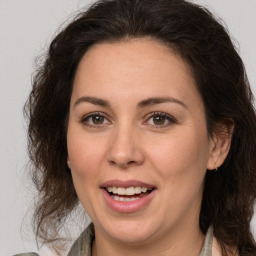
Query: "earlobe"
207 120 234 170
67 157 71 169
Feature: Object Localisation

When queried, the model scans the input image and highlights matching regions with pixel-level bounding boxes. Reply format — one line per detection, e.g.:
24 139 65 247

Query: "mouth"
100 180 156 213
105 186 154 202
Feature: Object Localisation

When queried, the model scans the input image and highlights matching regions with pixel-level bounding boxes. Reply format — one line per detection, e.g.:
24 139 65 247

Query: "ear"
207 119 234 170
67 156 71 169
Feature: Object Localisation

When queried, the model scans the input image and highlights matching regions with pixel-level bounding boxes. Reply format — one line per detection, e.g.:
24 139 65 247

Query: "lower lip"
101 189 156 213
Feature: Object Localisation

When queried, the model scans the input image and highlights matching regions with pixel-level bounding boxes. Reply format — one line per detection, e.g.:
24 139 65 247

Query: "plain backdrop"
0 0 256 255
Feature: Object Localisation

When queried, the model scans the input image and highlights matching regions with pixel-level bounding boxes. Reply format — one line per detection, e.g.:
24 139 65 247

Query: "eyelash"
81 112 176 129
81 112 110 128
144 112 177 128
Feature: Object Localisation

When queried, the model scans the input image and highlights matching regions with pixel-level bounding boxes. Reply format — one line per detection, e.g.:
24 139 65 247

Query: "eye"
144 112 176 128
81 112 111 128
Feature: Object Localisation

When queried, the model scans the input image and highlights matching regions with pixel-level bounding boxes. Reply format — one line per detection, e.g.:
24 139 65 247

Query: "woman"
16 0 256 255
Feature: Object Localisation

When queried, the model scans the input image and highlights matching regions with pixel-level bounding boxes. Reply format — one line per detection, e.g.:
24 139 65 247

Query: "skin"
67 38 231 256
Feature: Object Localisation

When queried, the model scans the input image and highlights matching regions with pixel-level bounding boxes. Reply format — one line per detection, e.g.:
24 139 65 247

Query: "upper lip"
100 179 156 189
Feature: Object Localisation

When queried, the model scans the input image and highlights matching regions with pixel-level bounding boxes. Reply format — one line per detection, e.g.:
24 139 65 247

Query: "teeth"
126 187 135 195
141 187 147 193
117 187 126 195
106 186 151 196
107 187 113 193
112 195 140 202
135 187 142 194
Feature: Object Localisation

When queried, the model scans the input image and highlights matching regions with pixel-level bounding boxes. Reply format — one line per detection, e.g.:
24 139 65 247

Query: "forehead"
72 38 202 109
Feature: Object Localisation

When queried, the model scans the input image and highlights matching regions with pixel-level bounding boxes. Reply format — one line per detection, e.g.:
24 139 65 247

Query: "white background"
0 0 256 255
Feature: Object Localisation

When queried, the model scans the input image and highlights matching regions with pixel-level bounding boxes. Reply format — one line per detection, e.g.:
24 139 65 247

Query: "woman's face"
67 38 216 245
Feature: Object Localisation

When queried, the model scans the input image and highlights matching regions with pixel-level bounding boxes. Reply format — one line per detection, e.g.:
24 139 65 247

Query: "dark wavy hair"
24 0 256 255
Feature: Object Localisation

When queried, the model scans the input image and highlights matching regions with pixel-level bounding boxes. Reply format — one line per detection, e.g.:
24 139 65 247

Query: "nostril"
108 160 137 167
128 160 136 165
109 160 116 166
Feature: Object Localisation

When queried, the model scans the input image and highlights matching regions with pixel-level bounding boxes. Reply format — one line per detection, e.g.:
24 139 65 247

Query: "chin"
94 214 163 245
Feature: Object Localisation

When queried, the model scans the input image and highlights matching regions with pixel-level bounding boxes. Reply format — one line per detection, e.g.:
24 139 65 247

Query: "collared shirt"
14 224 214 256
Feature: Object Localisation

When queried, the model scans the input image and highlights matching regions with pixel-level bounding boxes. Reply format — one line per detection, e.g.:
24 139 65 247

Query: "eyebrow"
138 97 187 108
74 96 110 108
73 96 187 109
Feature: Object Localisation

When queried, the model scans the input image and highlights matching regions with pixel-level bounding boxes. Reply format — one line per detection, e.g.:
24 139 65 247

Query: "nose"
107 125 145 169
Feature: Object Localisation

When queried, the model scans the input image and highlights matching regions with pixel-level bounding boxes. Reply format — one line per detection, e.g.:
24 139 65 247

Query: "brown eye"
82 113 111 128
153 115 166 125
145 112 176 128
92 115 104 124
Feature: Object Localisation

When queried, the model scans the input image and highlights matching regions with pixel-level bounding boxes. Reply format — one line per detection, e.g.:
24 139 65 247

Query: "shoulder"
12 224 94 256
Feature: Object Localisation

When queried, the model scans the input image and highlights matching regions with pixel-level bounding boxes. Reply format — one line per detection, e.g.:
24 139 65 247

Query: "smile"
106 186 153 202
101 180 156 213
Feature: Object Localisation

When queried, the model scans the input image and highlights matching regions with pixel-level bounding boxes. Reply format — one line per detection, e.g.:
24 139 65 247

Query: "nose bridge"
107 120 144 168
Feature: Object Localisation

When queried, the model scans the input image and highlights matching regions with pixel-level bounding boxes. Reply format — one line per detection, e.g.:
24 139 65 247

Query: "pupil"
92 116 104 124
153 116 165 125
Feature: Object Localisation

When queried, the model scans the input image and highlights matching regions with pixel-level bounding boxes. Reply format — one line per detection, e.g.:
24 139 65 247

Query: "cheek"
145 129 210 179
146 131 209 215
67 126 106 179
67 126 107 212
